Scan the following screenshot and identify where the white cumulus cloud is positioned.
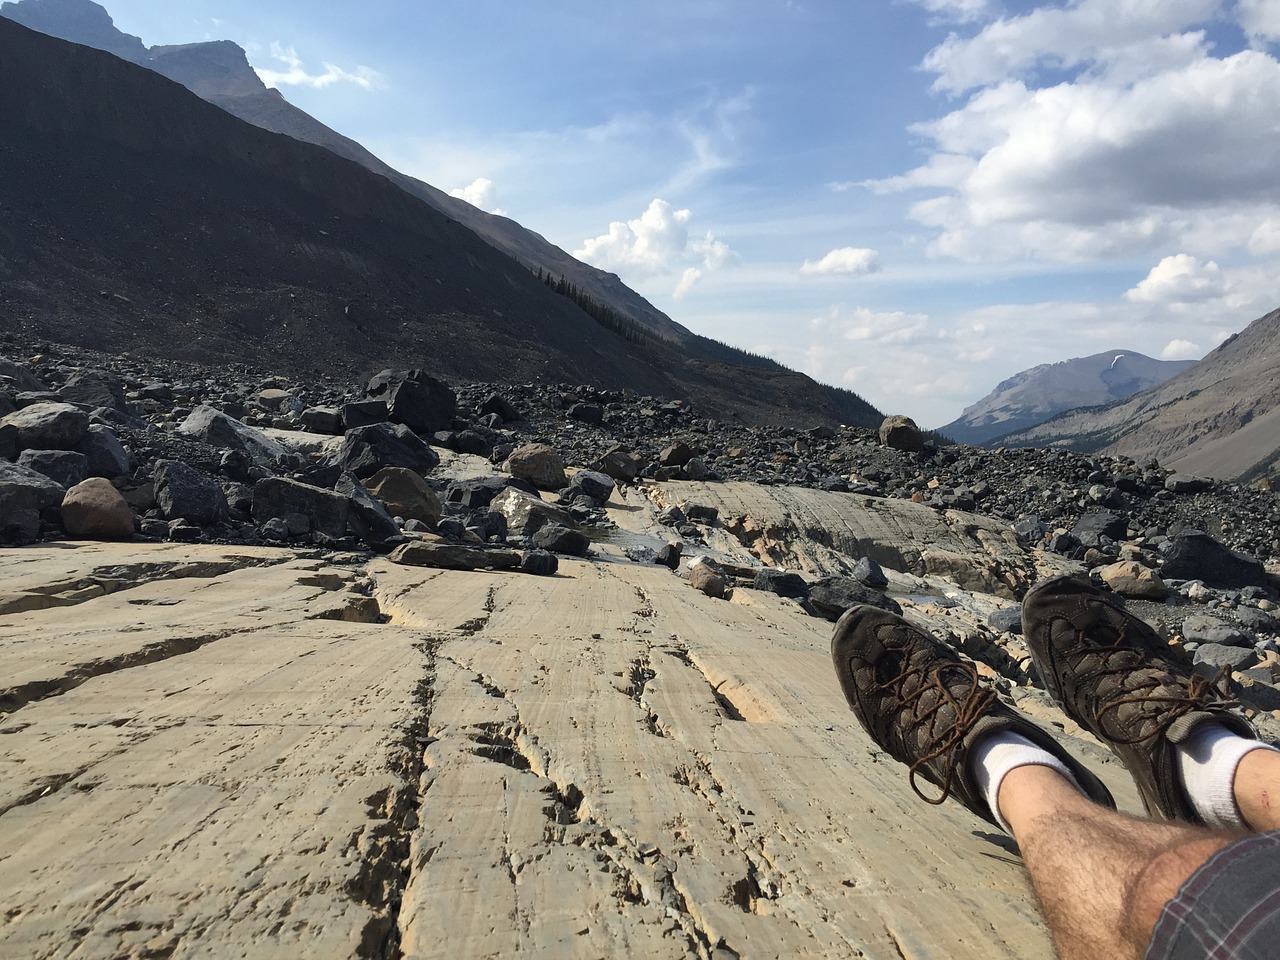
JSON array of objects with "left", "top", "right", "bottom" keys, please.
[
  {"left": 1238, "top": 0, "right": 1280, "bottom": 44},
  {"left": 255, "top": 42, "right": 386, "bottom": 91},
  {"left": 867, "top": 42, "right": 1280, "bottom": 262},
  {"left": 1161, "top": 338, "right": 1202, "bottom": 359},
  {"left": 921, "top": 0, "right": 1220, "bottom": 95},
  {"left": 800, "top": 247, "right": 881, "bottom": 276},
  {"left": 1126, "top": 254, "right": 1226, "bottom": 303},
  {"left": 574, "top": 199, "right": 735, "bottom": 298},
  {"left": 449, "top": 177, "right": 506, "bottom": 215}
]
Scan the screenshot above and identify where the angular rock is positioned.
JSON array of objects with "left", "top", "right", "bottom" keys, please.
[
  {"left": 567, "top": 470, "right": 615, "bottom": 504},
  {"left": 657, "top": 505, "right": 687, "bottom": 527},
  {"left": 660, "top": 441, "right": 695, "bottom": 468},
  {"left": 807, "top": 577, "right": 902, "bottom": 622},
  {"left": 1182, "top": 615, "right": 1254, "bottom": 649},
  {"left": 531, "top": 523, "right": 590, "bottom": 557},
  {"left": 656, "top": 541, "right": 683, "bottom": 570},
  {"left": 61, "top": 477, "right": 134, "bottom": 540},
  {"left": 568, "top": 402, "right": 604, "bottom": 425},
  {"left": 1166, "top": 474, "right": 1213, "bottom": 494},
  {"left": 330, "top": 423, "right": 440, "bottom": 480},
  {"left": 1160, "top": 533, "right": 1268, "bottom": 590},
  {"left": 988, "top": 608, "right": 1023, "bottom": 635},
  {"left": 520, "top": 549, "right": 559, "bottom": 576},
  {"left": 1236, "top": 607, "right": 1278, "bottom": 634},
  {"left": 479, "top": 393, "right": 520, "bottom": 423},
  {"left": 683, "top": 458, "right": 711, "bottom": 482},
  {"left": 336, "top": 473, "right": 402, "bottom": 550},
  {"left": 506, "top": 443, "right": 568, "bottom": 491},
  {"left": 593, "top": 446, "right": 641, "bottom": 483},
  {"left": 879, "top": 415, "right": 923, "bottom": 453},
  {"left": 75, "top": 424, "right": 133, "bottom": 478},
  {"left": 1, "top": 401, "right": 89, "bottom": 451},
  {"left": 388, "top": 539, "right": 521, "bottom": 571},
  {"left": 688, "top": 557, "right": 726, "bottom": 599},
  {"left": 1097, "top": 561, "right": 1168, "bottom": 600},
  {"left": 58, "top": 369, "right": 129, "bottom": 413},
  {"left": 366, "top": 467, "right": 442, "bottom": 526},
  {"left": 853, "top": 556, "right": 889, "bottom": 588},
  {"left": 1072, "top": 511, "right": 1128, "bottom": 548},
  {"left": 753, "top": 569, "right": 810, "bottom": 599},
  {"left": 154, "top": 460, "right": 228, "bottom": 525},
  {"left": 0, "top": 460, "right": 64, "bottom": 543},
  {"left": 17, "top": 449, "right": 88, "bottom": 489},
  {"left": 681, "top": 502, "right": 719, "bottom": 524},
  {"left": 1193, "top": 642, "right": 1259, "bottom": 674},
  {"left": 490, "top": 487, "right": 574, "bottom": 538},
  {"left": 446, "top": 477, "right": 510, "bottom": 510},
  {"left": 341, "top": 399, "right": 388, "bottom": 429},
  {"left": 366, "top": 369, "right": 456, "bottom": 435},
  {"left": 252, "top": 478, "right": 350, "bottom": 540},
  {"left": 467, "top": 510, "right": 508, "bottom": 543},
  {"left": 299, "top": 406, "right": 344, "bottom": 435},
  {"left": 176, "top": 405, "right": 288, "bottom": 465}
]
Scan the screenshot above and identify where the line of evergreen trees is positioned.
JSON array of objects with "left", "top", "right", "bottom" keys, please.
[{"left": 536, "top": 268, "right": 649, "bottom": 345}]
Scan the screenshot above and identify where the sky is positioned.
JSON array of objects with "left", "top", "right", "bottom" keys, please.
[{"left": 94, "top": 0, "right": 1280, "bottom": 428}]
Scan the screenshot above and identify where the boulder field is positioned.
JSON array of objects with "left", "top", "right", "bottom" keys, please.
[{"left": 3, "top": 336, "right": 1280, "bottom": 958}]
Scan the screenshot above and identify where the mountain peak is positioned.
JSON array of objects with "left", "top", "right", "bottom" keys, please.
[
  {"left": 941, "top": 349, "right": 1195, "bottom": 446},
  {"left": 1, "top": 0, "right": 145, "bottom": 61}
]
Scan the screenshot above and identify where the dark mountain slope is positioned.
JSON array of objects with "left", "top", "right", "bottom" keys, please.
[
  {"left": 995, "top": 307, "right": 1280, "bottom": 480},
  {"left": 942, "top": 350, "right": 1194, "bottom": 446},
  {"left": 0, "top": 18, "right": 880, "bottom": 427},
  {"left": 1, "top": 0, "right": 690, "bottom": 345}
]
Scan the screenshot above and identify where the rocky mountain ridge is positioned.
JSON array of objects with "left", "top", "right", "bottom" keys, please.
[
  {"left": 998, "top": 306, "right": 1280, "bottom": 481},
  {"left": 942, "top": 349, "right": 1195, "bottom": 446}
]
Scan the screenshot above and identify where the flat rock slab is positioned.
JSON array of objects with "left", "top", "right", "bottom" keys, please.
[{"left": 0, "top": 541, "right": 1141, "bottom": 959}]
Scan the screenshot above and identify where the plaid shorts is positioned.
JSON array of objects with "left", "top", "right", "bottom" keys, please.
[{"left": 1146, "top": 831, "right": 1280, "bottom": 960}]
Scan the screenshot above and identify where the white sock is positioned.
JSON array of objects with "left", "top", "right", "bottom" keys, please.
[
  {"left": 971, "top": 731, "right": 1084, "bottom": 834},
  {"left": 1175, "top": 723, "right": 1279, "bottom": 829}
]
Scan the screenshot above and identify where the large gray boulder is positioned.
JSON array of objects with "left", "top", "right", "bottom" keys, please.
[
  {"left": 75, "top": 424, "right": 133, "bottom": 478},
  {"left": 366, "top": 369, "right": 456, "bottom": 435},
  {"left": 0, "top": 460, "right": 64, "bottom": 543},
  {"left": 1, "top": 402, "right": 89, "bottom": 452},
  {"left": 17, "top": 449, "right": 88, "bottom": 489},
  {"left": 336, "top": 473, "right": 403, "bottom": 550},
  {"left": 388, "top": 539, "right": 520, "bottom": 571},
  {"left": 154, "top": 460, "right": 228, "bottom": 525},
  {"left": 807, "top": 577, "right": 902, "bottom": 622},
  {"left": 330, "top": 423, "right": 439, "bottom": 480},
  {"left": 1160, "top": 533, "right": 1268, "bottom": 590},
  {"left": 177, "top": 405, "right": 287, "bottom": 464},
  {"left": 252, "top": 478, "right": 349, "bottom": 540},
  {"left": 58, "top": 370, "right": 130, "bottom": 413}
]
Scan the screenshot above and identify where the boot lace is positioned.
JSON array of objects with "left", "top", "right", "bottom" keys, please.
[
  {"left": 874, "top": 660, "right": 998, "bottom": 805},
  {"left": 1071, "top": 626, "right": 1238, "bottom": 745}
]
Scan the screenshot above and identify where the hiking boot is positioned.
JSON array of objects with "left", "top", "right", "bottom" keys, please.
[
  {"left": 832, "top": 605, "right": 1115, "bottom": 827},
  {"left": 1022, "top": 575, "right": 1258, "bottom": 823}
]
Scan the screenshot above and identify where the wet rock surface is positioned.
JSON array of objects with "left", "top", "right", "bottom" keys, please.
[{"left": 4, "top": 334, "right": 1280, "bottom": 959}]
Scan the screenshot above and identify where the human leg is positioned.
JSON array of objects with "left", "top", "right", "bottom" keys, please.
[{"left": 995, "top": 765, "right": 1241, "bottom": 960}]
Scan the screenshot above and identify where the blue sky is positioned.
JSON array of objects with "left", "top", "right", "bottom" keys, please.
[{"left": 95, "top": 1, "right": 1280, "bottom": 427}]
